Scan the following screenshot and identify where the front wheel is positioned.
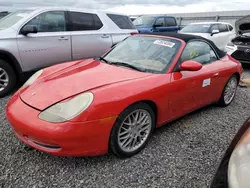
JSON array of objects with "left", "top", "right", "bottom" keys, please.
[
  {"left": 110, "top": 103, "right": 155, "bottom": 158},
  {"left": 218, "top": 75, "right": 238, "bottom": 107},
  {"left": 0, "top": 59, "right": 16, "bottom": 97}
]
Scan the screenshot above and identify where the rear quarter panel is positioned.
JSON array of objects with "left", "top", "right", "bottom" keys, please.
[
  {"left": 215, "top": 55, "right": 242, "bottom": 99},
  {"left": 100, "top": 12, "right": 137, "bottom": 45},
  {"left": 110, "top": 33, "right": 130, "bottom": 45}
]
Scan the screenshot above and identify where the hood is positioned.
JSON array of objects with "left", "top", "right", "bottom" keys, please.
[
  {"left": 179, "top": 32, "right": 210, "bottom": 39},
  {"left": 20, "top": 59, "right": 152, "bottom": 110},
  {"left": 0, "top": 27, "right": 16, "bottom": 39},
  {"left": 135, "top": 25, "right": 153, "bottom": 33},
  {"left": 235, "top": 15, "right": 250, "bottom": 34}
]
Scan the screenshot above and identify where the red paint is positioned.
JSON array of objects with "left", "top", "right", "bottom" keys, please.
[
  {"left": 7, "top": 92, "right": 116, "bottom": 156},
  {"left": 6, "top": 35, "right": 242, "bottom": 157},
  {"left": 20, "top": 59, "right": 152, "bottom": 110}
]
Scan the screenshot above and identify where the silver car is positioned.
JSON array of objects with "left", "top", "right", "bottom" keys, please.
[{"left": 0, "top": 7, "right": 137, "bottom": 96}]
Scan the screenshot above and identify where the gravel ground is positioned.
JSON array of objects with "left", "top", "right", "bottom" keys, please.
[{"left": 1, "top": 67, "right": 250, "bottom": 188}]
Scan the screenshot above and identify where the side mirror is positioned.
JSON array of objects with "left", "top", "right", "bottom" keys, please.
[
  {"left": 180, "top": 60, "right": 203, "bottom": 71},
  {"left": 211, "top": 29, "right": 219, "bottom": 36},
  {"left": 20, "top": 25, "right": 38, "bottom": 36}
]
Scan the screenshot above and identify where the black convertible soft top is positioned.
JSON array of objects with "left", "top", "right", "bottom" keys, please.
[{"left": 149, "top": 32, "right": 226, "bottom": 58}]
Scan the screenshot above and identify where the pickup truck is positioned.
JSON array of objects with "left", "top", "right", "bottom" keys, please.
[{"left": 133, "top": 16, "right": 180, "bottom": 33}]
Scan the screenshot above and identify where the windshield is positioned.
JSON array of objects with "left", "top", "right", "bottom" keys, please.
[
  {"left": 133, "top": 16, "right": 156, "bottom": 26},
  {"left": 103, "top": 36, "right": 181, "bottom": 73},
  {"left": 181, "top": 24, "right": 211, "bottom": 33},
  {"left": 0, "top": 10, "right": 32, "bottom": 30}
]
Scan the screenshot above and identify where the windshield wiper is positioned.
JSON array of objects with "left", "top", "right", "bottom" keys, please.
[
  {"left": 109, "top": 62, "right": 145, "bottom": 72},
  {"left": 99, "top": 56, "right": 110, "bottom": 64}
]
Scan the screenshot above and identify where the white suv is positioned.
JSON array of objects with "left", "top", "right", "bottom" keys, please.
[
  {"left": 179, "top": 22, "right": 236, "bottom": 51},
  {"left": 0, "top": 7, "right": 137, "bottom": 96}
]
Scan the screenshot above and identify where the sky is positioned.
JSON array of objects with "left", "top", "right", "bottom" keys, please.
[{"left": 0, "top": 0, "right": 250, "bottom": 15}]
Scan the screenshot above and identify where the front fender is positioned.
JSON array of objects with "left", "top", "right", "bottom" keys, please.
[{"left": 72, "top": 74, "right": 171, "bottom": 124}]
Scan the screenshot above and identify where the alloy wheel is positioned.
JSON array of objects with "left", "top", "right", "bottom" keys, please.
[
  {"left": 0, "top": 68, "right": 9, "bottom": 92},
  {"left": 118, "top": 109, "right": 152, "bottom": 153},
  {"left": 224, "top": 76, "right": 237, "bottom": 105}
]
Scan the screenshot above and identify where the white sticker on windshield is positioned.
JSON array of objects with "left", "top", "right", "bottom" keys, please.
[{"left": 153, "top": 40, "right": 175, "bottom": 48}]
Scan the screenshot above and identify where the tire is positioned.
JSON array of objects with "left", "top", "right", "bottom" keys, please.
[
  {"left": 218, "top": 75, "right": 238, "bottom": 107},
  {"left": 110, "top": 102, "right": 156, "bottom": 158},
  {"left": 0, "top": 59, "right": 16, "bottom": 97}
]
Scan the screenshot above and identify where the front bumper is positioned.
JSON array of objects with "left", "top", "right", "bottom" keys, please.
[
  {"left": 226, "top": 45, "right": 250, "bottom": 63},
  {"left": 225, "top": 45, "right": 238, "bottom": 55},
  {"left": 6, "top": 93, "right": 117, "bottom": 157}
]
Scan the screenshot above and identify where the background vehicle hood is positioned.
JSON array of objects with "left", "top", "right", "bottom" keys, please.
[
  {"left": 179, "top": 32, "right": 210, "bottom": 39},
  {"left": 20, "top": 59, "right": 152, "bottom": 110},
  {"left": 235, "top": 15, "right": 250, "bottom": 34},
  {"left": 136, "top": 26, "right": 153, "bottom": 33},
  {"left": 0, "top": 27, "right": 16, "bottom": 39}
]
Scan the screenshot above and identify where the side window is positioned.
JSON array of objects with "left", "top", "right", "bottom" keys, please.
[
  {"left": 210, "top": 24, "right": 219, "bottom": 32},
  {"left": 107, "top": 14, "right": 136, "bottom": 29},
  {"left": 165, "top": 18, "right": 176, "bottom": 26},
  {"left": 69, "top": 12, "right": 103, "bottom": 31},
  {"left": 25, "top": 11, "right": 66, "bottom": 32},
  {"left": 180, "top": 41, "right": 218, "bottom": 65},
  {"left": 218, "top": 24, "right": 229, "bottom": 32},
  {"left": 155, "top": 18, "right": 165, "bottom": 27},
  {"left": 93, "top": 14, "right": 103, "bottom": 29},
  {"left": 228, "top": 25, "right": 234, "bottom": 31}
]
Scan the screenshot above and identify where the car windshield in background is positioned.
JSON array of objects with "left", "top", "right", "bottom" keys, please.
[
  {"left": 133, "top": 16, "right": 156, "bottom": 26},
  {"left": 103, "top": 36, "right": 181, "bottom": 73},
  {"left": 0, "top": 10, "right": 32, "bottom": 30},
  {"left": 181, "top": 24, "right": 211, "bottom": 33}
]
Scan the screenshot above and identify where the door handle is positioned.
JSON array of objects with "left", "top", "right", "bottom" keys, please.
[
  {"left": 58, "top": 37, "right": 69, "bottom": 41},
  {"left": 101, "top": 34, "right": 110, "bottom": 38},
  {"left": 213, "top": 73, "right": 219, "bottom": 77}
]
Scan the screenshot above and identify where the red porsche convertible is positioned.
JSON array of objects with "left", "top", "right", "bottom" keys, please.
[{"left": 6, "top": 33, "right": 243, "bottom": 158}]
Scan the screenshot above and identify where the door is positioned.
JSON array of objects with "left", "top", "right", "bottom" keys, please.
[
  {"left": 152, "top": 17, "right": 166, "bottom": 32},
  {"left": 210, "top": 24, "right": 230, "bottom": 50},
  {"left": 165, "top": 17, "right": 179, "bottom": 32},
  {"left": 153, "top": 17, "right": 178, "bottom": 32},
  {"left": 169, "top": 40, "right": 222, "bottom": 118},
  {"left": 69, "top": 11, "right": 112, "bottom": 60},
  {"left": 17, "top": 11, "right": 72, "bottom": 72},
  {"left": 210, "top": 24, "right": 223, "bottom": 49},
  {"left": 218, "top": 24, "right": 232, "bottom": 50},
  {"left": 227, "top": 24, "right": 236, "bottom": 44}
]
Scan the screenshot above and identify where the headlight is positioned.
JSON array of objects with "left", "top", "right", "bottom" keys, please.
[
  {"left": 228, "top": 128, "right": 250, "bottom": 188},
  {"left": 38, "top": 92, "right": 94, "bottom": 123},
  {"left": 20, "top": 69, "right": 43, "bottom": 89}
]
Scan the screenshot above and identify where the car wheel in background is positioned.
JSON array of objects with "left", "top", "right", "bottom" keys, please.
[
  {"left": 110, "top": 102, "right": 156, "bottom": 158},
  {"left": 0, "top": 59, "right": 16, "bottom": 97},
  {"left": 218, "top": 75, "right": 238, "bottom": 107}
]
